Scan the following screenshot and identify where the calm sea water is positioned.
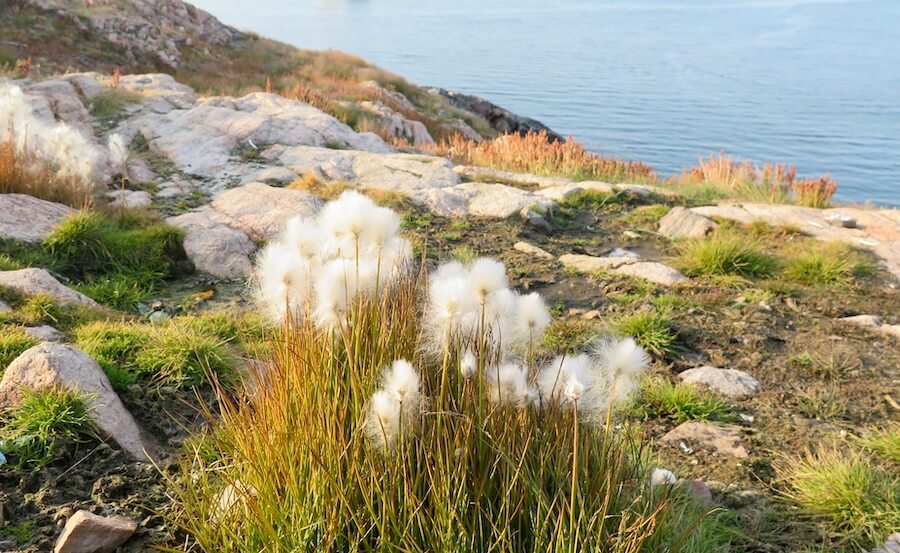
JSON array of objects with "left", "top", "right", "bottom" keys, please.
[{"left": 191, "top": 0, "right": 900, "bottom": 205}]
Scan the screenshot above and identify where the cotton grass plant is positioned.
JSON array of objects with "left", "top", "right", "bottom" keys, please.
[{"left": 166, "top": 191, "right": 723, "bottom": 552}]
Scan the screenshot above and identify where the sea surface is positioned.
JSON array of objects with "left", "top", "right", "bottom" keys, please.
[{"left": 191, "top": 0, "right": 900, "bottom": 205}]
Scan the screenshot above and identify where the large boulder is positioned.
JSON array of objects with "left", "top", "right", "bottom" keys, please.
[
  {"left": 0, "top": 269, "right": 99, "bottom": 307},
  {"left": 208, "top": 182, "right": 322, "bottom": 241},
  {"left": 0, "top": 195, "right": 74, "bottom": 243},
  {"left": 0, "top": 343, "right": 149, "bottom": 459},
  {"left": 359, "top": 100, "right": 435, "bottom": 146},
  {"left": 54, "top": 510, "right": 138, "bottom": 553},
  {"left": 166, "top": 211, "right": 256, "bottom": 279},
  {"left": 416, "top": 182, "right": 554, "bottom": 218},
  {"left": 658, "top": 206, "right": 717, "bottom": 239}
]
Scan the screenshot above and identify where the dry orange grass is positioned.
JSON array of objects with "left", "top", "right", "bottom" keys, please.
[
  {"left": 673, "top": 152, "right": 837, "bottom": 207},
  {"left": 424, "top": 131, "right": 656, "bottom": 183},
  {"left": 0, "top": 138, "right": 97, "bottom": 208}
]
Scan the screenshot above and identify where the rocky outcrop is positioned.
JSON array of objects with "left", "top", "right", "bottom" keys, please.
[
  {"left": 0, "top": 269, "right": 99, "bottom": 307},
  {"left": 692, "top": 203, "right": 900, "bottom": 281},
  {"left": 166, "top": 211, "right": 256, "bottom": 279},
  {"left": 0, "top": 343, "right": 149, "bottom": 459},
  {"left": 558, "top": 250, "right": 688, "bottom": 286},
  {"left": 0, "top": 194, "right": 73, "bottom": 243},
  {"left": 838, "top": 314, "right": 900, "bottom": 339},
  {"left": 208, "top": 183, "right": 321, "bottom": 241},
  {"left": 27, "top": 0, "right": 241, "bottom": 69},
  {"left": 53, "top": 510, "right": 138, "bottom": 553},
  {"left": 358, "top": 100, "right": 435, "bottom": 146},
  {"left": 430, "top": 88, "right": 564, "bottom": 142}
]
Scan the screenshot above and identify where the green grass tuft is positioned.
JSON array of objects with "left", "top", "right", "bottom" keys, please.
[
  {"left": 89, "top": 88, "right": 141, "bottom": 119},
  {"left": 0, "top": 327, "right": 38, "bottom": 371},
  {"left": 782, "top": 242, "right": 874, "bottom": 287},
  {"left": 856, "top": 423, "right": 900, "bottom": 464},
  {"left": 0, "top": 387, "right": 98, "bottom": 469},
  {"left": 73, "top": 321, "right": 151, "bottom": 391},
  {"left": 627, "top": 379, "right": 736, "bottom": 423},
  {"left": 676, "top": 233, "right": 776, "bottom": 278},
  {"left": 134, "top": 327, "right": 239, "bottom": 388},
  {"left": 779, "top": 448, "right": 900, "bottom": 549},
  {"left": 611, "top": 312, "right": 677, "bottom": 355}
]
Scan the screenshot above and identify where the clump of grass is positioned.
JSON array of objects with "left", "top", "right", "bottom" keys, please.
[
  {"left": 856, "top": 424, "right": 900, "bottom": 464},
  {"left": 73, "top": 321, "right": 152, "bottom": 391},
  {"left": 0, "top": 387, "right": 98, "bottom": 469},
  {"left": 611, "top": 312, "right": 677, "bottom": 355},
  {"left": 627, "top": 379, "right": 736, "bottom": 423},
  {"left": 0, "top": 327, "right": 38, "bottom": 371},
  {"left": 13, "top": 293, "right": 102, "bottom": 329},
  {"left": 671, "top": 152, "right": 837, "bottom": 207},
  {"left": 41, "top": 211, "right": 187, "bottom": 308},
  {"left": 425, "top": 131, "right": 656, "bottom": 183},
  {"left": 89, "top": 88, "right": 141, "bottom": 119},
  {"left": 620, "top": 204, "right": 671, "bottom": 226},
  {"left": 0, "top": 138, "right": 99, "bottom": 208},
  {"left": 778, "top": 448, "right": 900, "bottom": 549},
  {"left": 73, "top": 319, "right": 239, "bottom": 390},
  {"left": 676, "top": 233, "right": 776, "bottom": 278},
  {"left": 782, "top": 242, "right": 874, "bottom": 287},
  {"left": 134, "top": 327, "right": 239, "bottom": 388},
  {"left": 543, "top": 318, "right": 598, "bottom": 353}
]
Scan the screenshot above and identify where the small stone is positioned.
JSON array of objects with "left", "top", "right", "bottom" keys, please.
[
  {"left": 678, "top": 366, "right": 760, "bottom": 398},
  {"left": 824, "top": 213, "right": 857, "bottom": 228},
  {"left": 607, "top": 247, "right": 639, "bottom": 259},
  {"left": 658, "top": 206, "right": 717, "bottom": 239},
  {"left": 660, "top": 422, "right": 749, "bottom": 458},
  {"left": 0, "top": 299, "right": 10, "bottom": 313},
  {"left": 582, "top": 310, "right": 601, "bottom": 320},
  {"left": 622, "top": 230, "right": 641, "bottom": 239},
  {"left": 107, "top": 190, "right": 152, "bottom": 209},
  {"left": 739, "top": 413, "right": 755, "bottom": 423},
  {"left": 148, "top": 311, "right": 171, "bottom": 324},
  {"left": 559, "top": 253, "right": 634, "bottom": 272},
  {"left": 567, "top": 308, "right": 587, "bottom": 317},
  {"left": 23, "top": 325, "right": 66, "bottom": 342},
  {"left": 520, "top": 208, "right": 552, "bottom": 230},
  {"left": 513, "top": 241, "right": 554, "bottom": 260},
  {"left": 723, "top": 489, "right": 764, "bottom": 509},
  {"left": 615, "top": 261, "right": 689, "bottom": 286},
  {"left": 870, "top": 533, "right": 900, "bottom": 553},
  {"left": 687, "top": 480, "right": 713, "bottom": 506},
  {"left": 54, "top": 510, "right": 137, "bottom": 553}
]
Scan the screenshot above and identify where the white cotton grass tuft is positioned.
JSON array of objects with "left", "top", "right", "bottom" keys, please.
[
  {"left": 365, "top": 359, "right": 424, "bottom": 451},
  {"left": 424, "top": 257, "right": 552, "bottom": 360},
  {"left": 255, "top": 242, "right": 310, "bottom": 324},
  {"left": 0, "top": 84, "right": 101, "bottom": 185},
  {"left": 107, "top": 133, "right": 128, "bottom": 170},
  {"left": 487, "top": 362, "right": 534, "bottom": 407},
  {"left": 593, "top": 336, "right": 650, "bottom": 379},
  {"left": 253, "top": 190, "right": 411, "bottom": 326},
  {"left": 459, "top": 349, "right": 477, "bottom": 379},
  {"left": 650, "top": 468, "right": 679, "bottom": 486},
  {"left": 537, "top": 355, "right": 599, "bottom": 410}
]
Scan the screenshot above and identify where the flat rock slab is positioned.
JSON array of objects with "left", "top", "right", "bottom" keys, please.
[
  {"left": 678, "top": 366, "right": 760, "bottom": 398},
  {"left": 559, "top": 253, "right": 634, "bottom": 272},
  {"left": 0, "top": 194, "right": 74, "bottom": 243},
  {"left": 0, "top": 269, "right": 99, "bottom": 307},
  {"left": 166, "top": 210, "right": 255, "bottom": 279},
  {"left": 54, "top": 510, "right": 137, "bottom": 553},
  {"left": 658, "top": 206, "right": 717, "bottom": 239},
  {"left": 417, "top": 182, "right": 554, "bottom": 219},
  {"left": 660, "top": 422, "right": 749, "bottom": 458},
  {"left": 514, "top": 241, "right": 554, "bottom": 260},
  {"left": 615, "top": 261, "right": 688, "bottom": 286},
  {"left": 838, "top": 314, "right": 900, "bottom": 339},
  {"left": 209, "top": 182, "right": 322, "bottom": 241},
  {"left": 23, "top": 325, "right": 66, "bottom": 342},
  {"left": 691, "top": 203, "right": 900, "bottom": 281},
  {"left": 559, "top": 253, "right": 688, "bottom": 286},
  {"left": 0, "top": 343, "right": 148, "bottom": 459}
]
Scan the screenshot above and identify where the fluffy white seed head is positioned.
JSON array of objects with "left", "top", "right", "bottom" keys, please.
[
  {"left": 650, "top": 468, "right": 679, "bottom": 486},
  {"left": 459, "top": 349, "right": 477, "bottom": 379},
  {"left": 383, "top": 359, "right": 421, "bottom": 406},
  {"left": 513, "top": 292, "right": 551, "bottom": 351},
  {"left": 107, "top": 133, "right": 128, "bottom": 169},
  {"left": 366, "top": 390, "right": 401, "bottom": 451},
  {"left": 487, "top": 362, "right": 533, "bottom": 407},
  {"left": 593, "top": 336, "right": 650, "bottom": 378},
  {"left": 319, "top": 190, "right": 377, "bottom": 239},
  {"left": 255, "top": 242, "right": 310, "bottom": 323},
  {"left": 363, "top": 205, "right": 402, "bottom": 247},
  {"left": 284, "top": 216, "right": 323, "bottom": 260},
  {"left": 467, "top": 258, "right": 508, "bottom": 304}
]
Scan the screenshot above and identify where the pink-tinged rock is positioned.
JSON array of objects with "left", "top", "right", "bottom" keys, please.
[
  {"left": 0, "top": 269, "right": 99, "bottom": 307},
  {"left": 0, "top": 343, "right": 149, "bottom": 459},
  {"left": 660, "top": 422, "right": 749, "bottom": 459},
  {"left": 209, "top": 182, "right": 322, "bottom": 241},
  {"left": 687, "top": 480, "right": 714, "bottom": 506},
  {"left": 0, "top": 194, "right": 74, "bottom": 243},
  {"left": 54, "top": 510, "right": 137, "bottom": 553}
]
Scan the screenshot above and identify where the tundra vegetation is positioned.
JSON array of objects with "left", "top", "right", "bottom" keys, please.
[{"left": 0, "top": 9, "right": 897, "bottom": 551}]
